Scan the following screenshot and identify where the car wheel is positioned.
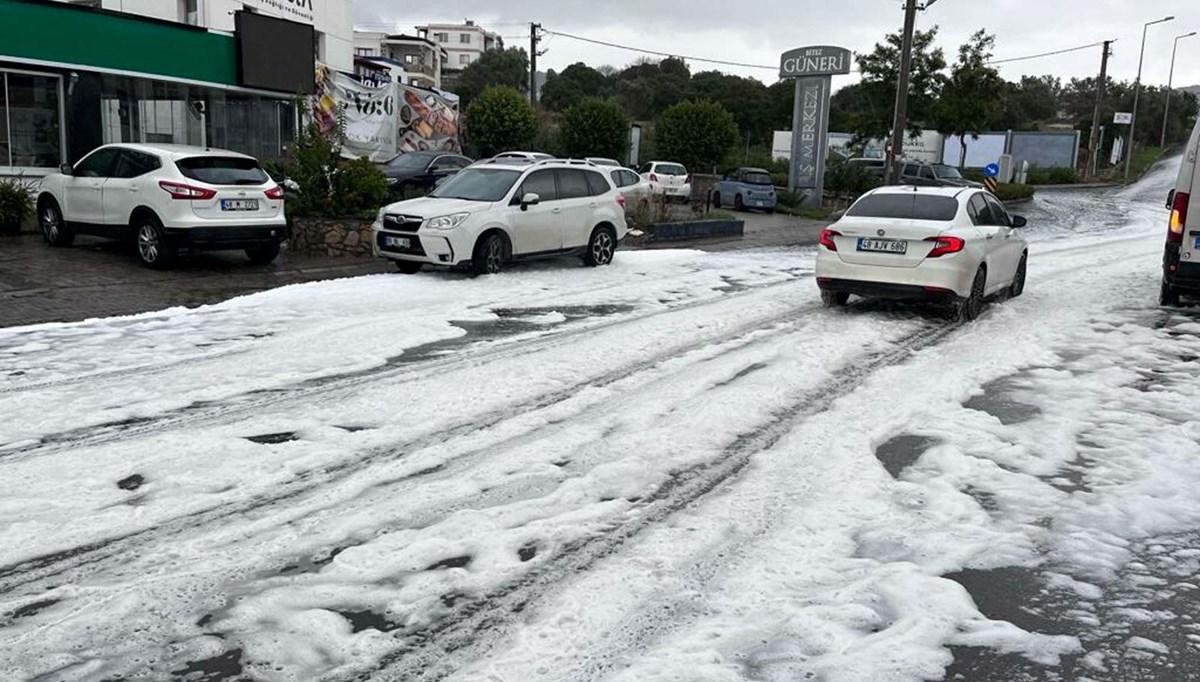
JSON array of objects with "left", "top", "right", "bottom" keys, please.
[
  {"left": 821, "top": 290, "right": 850, "bottom": 307},
  {"left": 712, "top": 191, "right": 721, "bottom": 208},
  {"left": 135, "top": 216, "right": 175, "bottom": 269},
  {"left": 734, "top": 195, "right": 745, "bottom": 211},
  {"left": 245, "top": 242, "right": 281, "bottom": 265},
  {"left": 583, "top": 226, "right": 616, "bottom": 267},
  {"left": 1008, "top": 254, "right": 1027, "bottom": 298},
  {"left": 957, "top": 267, "right": 987, "bottom": 321},
  {"left": 395, "top": 260, "right": 423, "bottom": 274},
  {"left": 471, "top": 233, "right": 505, "bottom": 276},
  {"left": 40, "top": 200, "right": 73, "bottom": 247},
  {"left": 1160, "top": 279, "right": 1181, "bottom": 307}
]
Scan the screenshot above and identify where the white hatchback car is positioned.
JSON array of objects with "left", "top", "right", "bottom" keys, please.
[
  {"left": 37, "top": 143, "right": 285, "bottom": 268},
  {"left": 639, "top": 161, "right": 692, "bottom": 201},
  {"left": 816, "top": 186, "right": 1029, "bottom": 320},
  {"left": 590, "top": 161, "right": 653, "bottom": 208},
  {"left": 373, "top": 159, "right": 629, "bottom": 275}
]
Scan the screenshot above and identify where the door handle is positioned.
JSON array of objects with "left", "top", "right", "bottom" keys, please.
[
  {"left": 588, "top": 202, "right": 598, "bottom": 207},
  {"left": 129, "top": 187, "right": 139, "bottom": 193},
  {"left": 986, "top": 234, "right": 994, "bottom": 240},
  {"left": 551, "top": 208, "right": 562, "bottom": 214}
]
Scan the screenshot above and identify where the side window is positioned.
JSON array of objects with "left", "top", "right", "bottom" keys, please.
[
  {"left": 609, "top": 170, "right": 626, "bottom": 188},
  {"left": 75, "top": 148, "right": 119, "bottom": 178},
  {"left": 622, "top": 170, "right": 640, "bottom": 186},
  {"left": 556, "top": 169, "right": 590, "bottom": 199},
  {"left": 921, "top": 166, "right": 936, "bottom": 179},
  {"left": 518, "top": 169, "right": 557, "bottom": 202},
  {"left": 968, "top": 194, "right": 995, "bottom": 226},
  {"left": 584, "top": 170, "right": 609, "bottom": 195},
  {"left": 984, "top": 195, "right": 1012, "bottom": 226},
  {"left": 450, "top": 156, "right": 471, "bottom": 169},
  {"left": 639, "top": 163, "right": 652, "bottom": 174},
  {"left": 113, "top": 151, "right": 158, "bottom": 179}
]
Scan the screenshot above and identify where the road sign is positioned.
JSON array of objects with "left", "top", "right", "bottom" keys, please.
[
  {"left": 983, "top": 163, "right": 1000, "bottom": 178},
  {"left": 1114, "top": 112, "right": 1133, "bottom": 125},
  {"left": 984, "top": 177, "right": 998, "bottom": 194}
]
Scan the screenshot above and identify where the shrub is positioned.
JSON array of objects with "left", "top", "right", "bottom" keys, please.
[
  {"left": 655, "top": 100, "right": 738, "bottom": 173},
  {"left": 466, "top": 86, "right": 538, "bottom": 154},
  {"left": 1025, "top": 166, "right": 1078, "bottom": 185},
  {"left": 560, "top": 98, "right": 629, "bottom": 160},
  {"left": 825, "top": 158, "right": 881, "bottom": 205},
  {"left": 0, "top": 176, "right": 36, "bottom": 234},
  {"left": 332, "top": 157, "right": 389, "bottom": 218},
  {"left": 271, "top": 109, "right": 389, "bottom": 219},
  {"left": 993, "top": 183, "right": 1036, "bottom": 201}
]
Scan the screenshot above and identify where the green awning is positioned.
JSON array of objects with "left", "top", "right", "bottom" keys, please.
[{"left": 0, "top": 0, "right": 238, "bottom": 86}]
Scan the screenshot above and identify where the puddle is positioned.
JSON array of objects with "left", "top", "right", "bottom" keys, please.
[
  {"left": 518, "top": 545, "right": 537, "bottom": 562},
  {"left": 170, "top": 648, "right": 243, "bottom": 681},
  {"left": 874, "top": 435, "right": 939, "bottom": 478},
  {"left": 964, "top": 377, "right": 1041, "bottom": 425},
  {"left": 8, "top": 598, "right": 59, "bottom": 620},
  {"left": 426, "top": 555, "right": 471, "bottom": 571},
  {"left": 338, "top": 610, "right": 398, "bottom": 634},
  {"left": 336, "top": 425, "right": 375, "bottom": 433},
  {"left": 245, "top": 432, "right": 298, "bottom": 445},
  {"left": 117, "top": 474, "right": 145, "bottom": 491}
]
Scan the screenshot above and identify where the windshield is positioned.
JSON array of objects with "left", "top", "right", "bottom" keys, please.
[
  {"left": 428, "top": 168, "right": 521, "bottom": 202},
  {"left": 176, "top": 157, "right": 268, "bottom": 185},
  {"left": 655, "top": 164, "right": 687, "bottom": 176},
  {"left": 846, "top": 193, "right": 959, "bottom": 221},
  {"left": 744, "top": 172, "right": 773, "bottom": 185},
  {"left": 386, "top": 154, "right": 431, "bottom": 169},
  {"left": 933, "top": 165, "right": 964, "bottom": 180}
]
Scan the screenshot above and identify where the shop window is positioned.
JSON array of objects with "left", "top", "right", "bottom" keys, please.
[{"left": 1, "top": 71, "right": 62, "bottom": 168}]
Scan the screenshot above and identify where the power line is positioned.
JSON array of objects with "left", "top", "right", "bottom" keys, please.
[
  {"left": 540, "top": 28, "right": 779, "bottom": 70},
  {"left": 986, "top": 40, "right": 1110, "bottom": 66}
]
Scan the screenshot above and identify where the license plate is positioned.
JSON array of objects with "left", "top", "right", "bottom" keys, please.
[
  {"left": 1195, "top": 236, "right": 1200, "bottom": 249},
  {"left": 384, "top": 235, "right": 411, "bottom": 249},
  {"left": 754, "top": 200, "right": 764, "bottom": 206},
  {"left": 857, "top": 238, "right": 907, "bottom": 254},
  {"left": 221, "top": 199, "right": 259, "bottom": 211}
]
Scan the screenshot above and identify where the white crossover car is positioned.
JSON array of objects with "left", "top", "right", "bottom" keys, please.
[
  {"left": 373, "top": 159, "right": 629, "bottom": 275},
  {"left": 639, "top": 161, "right": 692, "bottom": 201},
  {"left": 595, "top": 163, "right": 653, "bottom": 208},
  {"left": 816, "top": 186, "right": 1029, "bottom": 320},
  {"left": 37, "top": 143, "right": 285, "bottom": 269}
]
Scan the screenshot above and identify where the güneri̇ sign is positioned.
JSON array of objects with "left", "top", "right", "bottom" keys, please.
[{"left": 779, "top": 46, "right": 853, "bottom": 207}]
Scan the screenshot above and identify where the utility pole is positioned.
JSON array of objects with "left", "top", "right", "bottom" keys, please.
[
  {"left": 1087, "top": 40, "right": 1112, "bottom": 178},
  {"left": 529, "top": 22, "right": 542, "bottom": 106},
  {"left": 886, "top": 0, "right": 920, "bottom": 185}
]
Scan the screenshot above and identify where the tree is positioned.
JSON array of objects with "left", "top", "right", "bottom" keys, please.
[
  {"left": 466, "top": 86, "right": 538, "bottom": 154},
  {"left": 851, "top": 27, "right": 947, "bottom": 142},
  {"left": 560, "top": 98, "right": 630, "bottom": 160},
  {"left": 615, "top": 57, "right": 691, "bottom": 120},
  {"left": 688, "top": 71, "right": 772, "bottom": 144},
  {"left": 992, "top": 75, "right": 1061, "bottom": 130},
  {"left": 655, "top": 100, "right": 738, "bottom": 172},
  {"left": 934, "top": 30, "right": 1007, "bottom": 168},
  {"left": 454, "top": 48, "right": 530, "bottom": 105},
  {"left": 541, "top": 63, "right": 612, "bottom": 112}
]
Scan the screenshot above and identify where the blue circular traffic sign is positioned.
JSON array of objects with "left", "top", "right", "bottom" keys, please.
[{"left": 983, "top": 163, "right": 1000, "bottom": 178}]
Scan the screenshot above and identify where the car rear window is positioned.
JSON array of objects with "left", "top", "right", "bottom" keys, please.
[
  {"left": 655, "top": 164, "right": 687, "bottom": 176},
  {"left": 744, "top": 172, "right": 773, "bottom": 185},
  {"left": 176, "top": 157, "right": 269, "bottom": 185},
  {"left": 845, "top": 193, "right": 959, "bottom": 221}
]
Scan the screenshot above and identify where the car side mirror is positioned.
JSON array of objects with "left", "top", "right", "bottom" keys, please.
[
  {"left": 1167, "top": 189, "right": 1176, "bottom": 209},
  {"left": 520, "top": 192, "right": 540, "bottom": 210},
  {"left": 59, "top": 163, "right": 73, "bottom": 176},
  {"left": 1011, "top": 215, "right": 1027, "bottom": 228}
]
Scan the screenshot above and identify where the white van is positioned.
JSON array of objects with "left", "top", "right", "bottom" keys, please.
[{"left": 1162, "top": 119, "right": 1200, "bottom": 305}]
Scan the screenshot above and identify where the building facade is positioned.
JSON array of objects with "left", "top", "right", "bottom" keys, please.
[
  {"left": 0, "top": 0, "right": 353, "bottom": 176},
  {"left": 353, "top": 31, "right": 447, "bottom": 90},
  {"left": 416, "top": 20, "right": 503, "bottom": 76}
]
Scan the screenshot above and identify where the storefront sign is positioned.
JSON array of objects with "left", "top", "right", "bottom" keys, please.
[
  {"left": 243, "top": 0, "right": 315, "bottom": 24},
  {"left": 793, "top": 78, "right": 826, "bottom": 189},
  {"left": 779, "top": 46, "right": 853, "bottom": 79},
  {"left": 782, "top": 45, "right": 850, "bottom": 206}
]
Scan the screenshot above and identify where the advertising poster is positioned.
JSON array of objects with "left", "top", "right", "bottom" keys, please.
[{"left": 397, "top": 85, "right": 461, "bottom": 154}]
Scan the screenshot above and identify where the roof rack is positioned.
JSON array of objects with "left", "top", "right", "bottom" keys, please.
[{"left": 532, "top": 158, "right": 597, "bottom": 167}]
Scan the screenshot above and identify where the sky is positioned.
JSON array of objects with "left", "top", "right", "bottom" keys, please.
[{"left": 355, "top": 0, "right": 1200, "bottom": 90}]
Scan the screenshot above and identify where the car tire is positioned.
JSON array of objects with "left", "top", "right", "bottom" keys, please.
[
  {"left": 821, "top": 290, "right": 850, "bottom": 307},
  {"left": 135, "top": 215, "right": 175, "bottom": 269},
  {"left": 471, "top": 233, "right": 506, "bottom": 277},
  {"left": 1008, "top": 254, "right": 1027, "bottom": 298},
  {"left": 583, "top": 226, "right": 616, "bottom": 267},
  {"left": 712, "top": 191, "right": 721, "bottom": 208},
  {"left": 395, "top": 260, "right": 423, "bottom": 274},
  {"left": 957, "top": 267, "right": 987, "bottom": 321},
  {"left": 1160, "top": 279, "right": 1181, "bottom": 307},
  {"left": 39, "top": 199, "right": 73, "bottom": 247},
  {"left": 734, "top": 195, "right": 745, "bottom": 211},
  {"left": 245, "top": 242, "right": 281, "bottom": 265}
]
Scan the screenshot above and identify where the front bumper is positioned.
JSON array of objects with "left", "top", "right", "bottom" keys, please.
[
  {"left": 163, "top": 224, "right": 285, "bottom": 250},
  {"left": 373, "top": 227, "right": 464, "bottom": 266}
]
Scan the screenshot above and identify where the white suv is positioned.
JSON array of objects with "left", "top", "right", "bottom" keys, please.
[
  {"left": 372, "top": 159, "right": 629, "bottom": 275},
  {"left": 37, "top": 143, "right": 286, "bottom": 269}
]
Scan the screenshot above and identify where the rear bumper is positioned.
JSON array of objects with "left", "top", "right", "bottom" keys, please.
[
  {"left": 1164, "top": 245, "right": 1200, "bottom": 292},
  {"left": 815, "top": 251, "right": 974, "bottom": 298},
  {"left": 163, "top": 224, "right": 285, "bottom": 250},
  {"left": 817, "top": 277, "right": 960, "bottom": 302}
]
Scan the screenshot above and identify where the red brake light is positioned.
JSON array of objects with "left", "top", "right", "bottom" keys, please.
[
  {"left": 616, "top": 193, "right": 626, "bottom": 210},
  {"left": 819, "top": 228, "right": 840, "bottom": 251},
  {"left": 264, "top": 184, "right": 284, "bottom": 200},
  {"left": 925, "top": 235, "right": 965, "bottom": 258},
  {"left": 650, "top": 173, "right": 659, "bottom": 183},
  {"left": 1168, "top": 191, "right": 1189, "bottom": 244},
  {"left": 159, "top": 180, "right": 216, "bottom": 200},
  {"left": 685, "top": 173, "right": 693, "bottom": 184}
]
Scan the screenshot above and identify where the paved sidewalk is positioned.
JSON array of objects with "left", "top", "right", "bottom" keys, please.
[{"left": 0, "top": 213, "right": 826, "bottom": 329}]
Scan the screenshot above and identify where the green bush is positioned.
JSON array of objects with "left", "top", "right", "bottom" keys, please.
[
  {"left": 1025, "top": 166, "right": 1079, "bottom": 185},
  {"left": 466, "top": 86, "right": 538, "bottom": 154},
  {"left": 332, "top": 157, "right": 389, "bottom": 218},
  {"left": 993, "top": 183, "right": 1036, "bottom": 201},
  {"left": 655, "top": 100, "right": 738, "bottom": 173},
  {"left": 825, "top": 158, "right": 881, "bottom": 204},
  {"left": 560, "top": 98, "right": 629, "bottom": 160},
  {"left": 0, "top": 176, "right": 36, "bottom": 234},
  {"left": 271, "top": 110, "right": 389, "bottom": 219}
]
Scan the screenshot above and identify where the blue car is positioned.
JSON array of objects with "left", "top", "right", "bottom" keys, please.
[{"left": 713, "top": 167, "right": 777, "bottom": 212}]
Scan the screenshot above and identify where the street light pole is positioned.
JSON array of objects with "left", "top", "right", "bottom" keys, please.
[
  {"left": 1125, "top": 15, "right": 1175, "bottom": 182},
  {"left": 1161, "top": 31, "right": 1197, "bottom": 149}
]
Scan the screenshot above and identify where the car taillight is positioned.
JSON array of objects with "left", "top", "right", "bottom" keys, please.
[
  {"left": 685, "top": 173, "right": 692, "bottom": 184},
  {"left": 819, "top": 228, "right": 840, "bottom": 251},
  {"left": 650, "top": 173, "right": 658, "bottom": 183},
  {"left": 925, "top": 235, "right": 965, "bottom": 258},
  {"left": 264, "top": 184, "right": 284, "bottom": 200},
  {"left": 1168, "top": 191, "right": 1189, "bottom": 244},
  {"left": 616, "top": 193, "right": 626, "bottom": 210},
  {"left": 159, "top": 180, "right": 216, "bottom": 200}
]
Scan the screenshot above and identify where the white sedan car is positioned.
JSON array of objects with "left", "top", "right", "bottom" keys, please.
[{"left": 815, "top": 186, "right": 1028, "bottom": 320}]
